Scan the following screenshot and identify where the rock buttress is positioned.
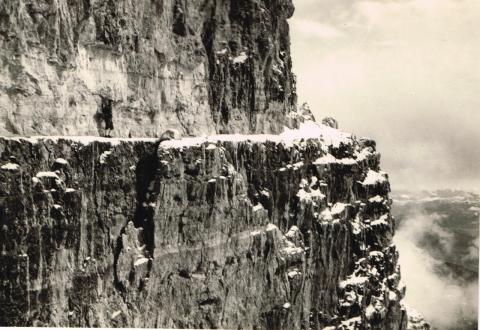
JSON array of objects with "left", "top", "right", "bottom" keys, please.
[
  {"left": 0, "top": 0, "right": 296, "bottom": 137},
  {"left": 0, "top": 123, "right": 408, "bottom": 329}
]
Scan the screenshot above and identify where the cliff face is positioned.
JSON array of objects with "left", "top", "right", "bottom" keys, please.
[
  {"left": 0, "top": 0, "right": 296, "bottom": 137},
  {"left": 0, "top": 0, "right": 412, "bottom": 328},
  {"left": 0, "top": 123, "right": 407, "bottom": 329}
]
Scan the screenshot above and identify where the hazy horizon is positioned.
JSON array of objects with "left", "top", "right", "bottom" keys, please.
[{"left": 290, "top": 0, "right": 480, "bottom": 191}]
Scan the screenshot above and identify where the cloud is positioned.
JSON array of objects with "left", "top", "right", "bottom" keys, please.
[
  {"left": 291, "top": 0, "right": 480, "bottom": 190},
  {"left": 290, "top": 19, "right": 345, "bottom": 40},
  {"left": 394, "top": 209, "right": 478, "bottom": 328}
]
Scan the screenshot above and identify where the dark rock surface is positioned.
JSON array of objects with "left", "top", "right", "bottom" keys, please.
[
  {"left": 0, "top": 1, "right": 411, "bottom": 328},
  {"left": 0, "top": 0, "right": 296, "bottom": 137},
  {"left": 0, "top": 127, "right": 407, "bottom": 328}
]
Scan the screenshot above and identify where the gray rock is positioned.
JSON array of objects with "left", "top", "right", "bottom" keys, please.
[
  {"left": 322, "top": 117, "right": 339, "bottom": 129},
  {"left": 0, "top": 134, "right": 407, "bottom": 329},
  {"left": 0, "top": 0, "right": 296, "bottom": 137}
]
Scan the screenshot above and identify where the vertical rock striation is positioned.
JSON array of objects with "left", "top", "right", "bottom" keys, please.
[
  {"left": 0, "top": 123, "right": 408, "bottom": 328},
  {"left": 0, "top": 0, "right": 296, "bottom": 137},
  {"left": 0, "top": 1, "right": 412, "bottom": 329}
]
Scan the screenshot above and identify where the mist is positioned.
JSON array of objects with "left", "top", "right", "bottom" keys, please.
[{"left": 394, "top": 210, "right": 478, "bottom": 329}]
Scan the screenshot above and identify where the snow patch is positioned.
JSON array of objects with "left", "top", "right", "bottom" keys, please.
[
  {"left": 1, "top": 163, "right": 19, "bottom": 171},
  {"left": 160, "top": 121, "right": 353, "bottom": 150},
  {"left": 370, "top": 214, "right": 389, "bottom": 227},
  {"left": 283, "top": 240, "right": 304, "bottom": 255},
  {"left": 285, "top": 226, "right": 299, "bottom": 239},
  {"left": 134, "top": 257, "right": 149, "bottom": 267},
  {"left": 2, "top": 136, "right": 157, "bottom": 146},
  {"left": 54, "top": 158, "right": 68, "bottom": 165},
  {"left": 369, "top": 195, "right": 384, "bottom": 203},
  {"left": 360, "top": 169, "right": 387, "bottom": 185},
  {"left": 99, "top": 150, "right": 112, "bottom": 164},
  {"left": 339, "top": 275, "right": 369, "bottom": 289},
  {"left": 331, "top": 202, "right": 348, "bottom": 215},
  {"left": 266, "top": 223, "right": 278, "bottom": 232},
  {"left": 36, "top": 171, "right": 59, "bottom": 179},
  {"left": 232, "top": 52, "right": 248, "bottom": 64},
  {"left": 288, "top": 269, "right": 301, "bottom": 278}
]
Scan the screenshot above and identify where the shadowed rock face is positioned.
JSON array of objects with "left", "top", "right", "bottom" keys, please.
[
  {"left": 0, "top": 1, "right": 410, "bottom": 329},
  {"left": 0, "top": 129, "right": 407, "bottom": 329},
  {"left": 0, "top": 0, "right": 296, "bottom": 137}
]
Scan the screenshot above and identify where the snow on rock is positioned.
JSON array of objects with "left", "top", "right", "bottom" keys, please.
[
  {"left": 296, "top": 188, "right": 325, "bottom": 204},
  {"left": 2, "top": 136, "right": 157, "bottom": 147},
  {"left": 134, "top": 257, "right": 149, "bottom": 267},
  {"left": 339, "top": 275, "right": 369, "bottom": 289},
  {"left": 54, "top": 158, "right": 68, "bottom": 165},
  {"left": 285, "top": 226, "right": 300, "bottom": 239},
  {"left": 266, "top": 223, "right": 278, "bottom": 232},
  {"left": 99, "top": 150, "right": 112, "bottom": 164},
  {"left": 250, "top": 230, "right": 262, "bottom": 236},
  {"left": 369, "top": 195, "right": 384, "bottom": 203},
  {"left": 111, "top": 310, "right": 122, "bottom": 319},
  {"left": 313, "top": 153, "right": 337, "bottom": 165},
  {"left": 281, "top": 121, "right": 352, "bottom": 148},
  {"left": 1, "top": 163, "right": 20, "bottom": 171},
  {"left": 341, "top": 316, "right": 362, "bottom": 329},
  {"left": 360, "top": 170, "right": 387, "bottom": 186},
  {"left": 331, "top": 202, "right": 348, "bottom": 216},
  {"left": 365, "top": 304, "right": 376, "bottom": 320},
  {"left": 287, "top": 269, "right": 301, "bottom": 278},
  {"left": 252, "top": 203, "right": 264, "bottom": 212},
  {"left": 282, "top": 240, "right": 304, "bottom": 256},
  {"left": 260, "top": 189, "right": 270, "bottom": 197},
  {"left": 160, "top": 121, "right": 354, "bottom": 150},
  {"left": 36, "top": 171, "right": 59, "bottom": 179},
  {"left": 370, "top": 214, "right": 389, "bottom": 227},
  {"left": 232, "top": 52, "right": 248, "bottom": 64},
  {"left": 319, "top": 209, "right": 333, "bottom": 221},
  {"left": 369, "top": 251, "right": 384, "bottom": 259},
  {"left": 389, "top": 290, "right": 398, "bottom": 302}
]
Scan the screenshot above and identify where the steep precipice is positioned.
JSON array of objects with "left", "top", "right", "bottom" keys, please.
[
  {"left": 0, "top": 122, "right": 407, "bottom": 328},
  {"left": 0, "top": 0, "right": 415, "bottom": 328},
  {"left": 0, "top": 0, "right": 296, "bottom": 137}
]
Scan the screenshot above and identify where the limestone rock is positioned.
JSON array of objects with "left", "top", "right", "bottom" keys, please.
[
  {"left": 0, "top": 123, "right": 408, "bottom": 328},
  {"left": 322, "top": 117, "right": 339, "bottom": 129},
  {"left": 0, "top": 0, "right": 296, "bottom": 137}
]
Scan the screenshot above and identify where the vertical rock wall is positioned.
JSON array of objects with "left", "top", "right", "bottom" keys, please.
[
  {"left": 0, "top": 124, "right": 408, "bottom": 329},
  {"left": 0, "top": 0, "right": 296, "bottom": 137}
]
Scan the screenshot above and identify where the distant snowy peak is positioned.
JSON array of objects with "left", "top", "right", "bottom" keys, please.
[{"left": 392, "top": 189, "right": 480, "bottom": 206}]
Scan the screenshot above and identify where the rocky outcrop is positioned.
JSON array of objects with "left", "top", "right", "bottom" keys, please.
[
  {"left": 0, "top": 0, "right": 296, "bottom": 137},
  {"left": 0, "top": 122, "right": 408, "bottom": 328}
]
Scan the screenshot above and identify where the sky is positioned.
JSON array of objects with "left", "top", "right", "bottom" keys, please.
[{"left": 290, "top": 0, "right": 480, "bottom": 191}]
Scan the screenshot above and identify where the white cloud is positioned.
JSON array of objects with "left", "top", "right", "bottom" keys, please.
[
  {"left": 394, "top": 210, "right": 478, "bottom": 328},
  {"left": 291, "top": 0, "right": 480, "bottom": 190},
  {"left": 290, "top": 19, "right": 345, "bottom": 39}
]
